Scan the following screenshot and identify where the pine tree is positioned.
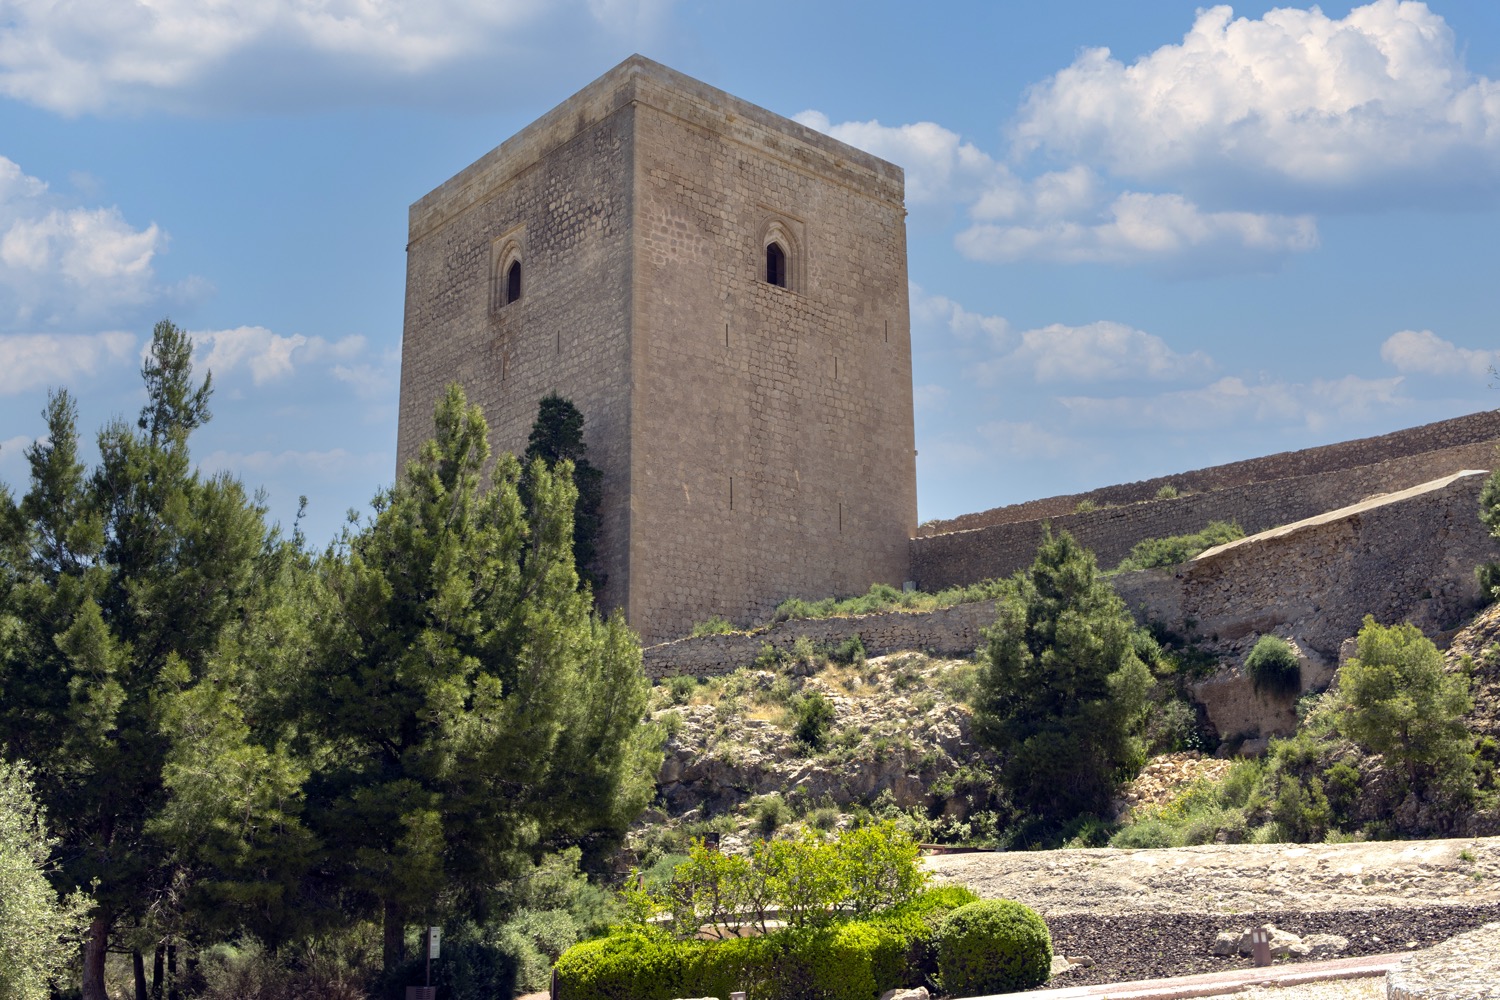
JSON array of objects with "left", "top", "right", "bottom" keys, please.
[
  {"left": 972, "top": 528, "right": 1152, "bottom": 827},
  {"left": 0, "top": 320, "right": 274, "bottom": 1000},
  {"left": 308, "top": 383, "right": 656, "bottom": 974}
]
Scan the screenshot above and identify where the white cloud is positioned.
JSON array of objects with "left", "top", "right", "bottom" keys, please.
[
  {"left": 1380, "top": 329, "right": 1498, "bottom": 377},
  {"left": 979, "top": 320, "right": 1214, "bottom": 384},
  {"left": 957, "top": 191, "right": 1317, "bottom": 266},
  {"left": 975, "top": 420, "right": 1077, "bottom": 460},
  {"left": 794, "top": 112, "right": 1011, "bottom": 205},
  {"left": 909, "top": 282, "right": 1010, "bottom": 348},
  {"left": 0, "top": 0, "right": 673, "bottom": 114},
  {"left": 805, "top": 120, "right": 1318, "bottom": 269},
  {"left": 1059, "top": 374, "right": 1406, "bottom": 432},
  {"left": 0, "top": 156, "right": 164, "bottom": 329},
  {"left": 0, "top": 331, "right": 136, "bottom": 395},
  {"left": 1015, "top": 1, "right": 1500, "bottom": 197},
  {"left": 190, "top": 326, "right": 366, "bottom": 385}
]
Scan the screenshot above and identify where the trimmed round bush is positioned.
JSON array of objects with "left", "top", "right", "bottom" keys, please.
[
  {"left": 936, "top": 900, "right": 1052, "bottom": 994},
  {"left": 1244, "top": 636, "right": 1301, "bottom": 698}
]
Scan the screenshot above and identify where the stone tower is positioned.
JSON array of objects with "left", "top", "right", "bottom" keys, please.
[{"left": 397, "top": 56, "right": 917, "bottom": 642}]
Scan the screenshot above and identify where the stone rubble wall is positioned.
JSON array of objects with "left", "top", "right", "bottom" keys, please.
[
  {"left": 641, "top": 601, "right": 997, "bottom": 680},
  {"left": 917, "top": 410, "right": 1500, "bottom": 537},
  {"left": 1112, "top": 471, "right": 1500, "bottom": 659},
  {"left": 647, "top": 472, "right": 1500, "bottom": 681},
  {"left": 910, "top": 438, "right": 1500, "bottom": 593}
]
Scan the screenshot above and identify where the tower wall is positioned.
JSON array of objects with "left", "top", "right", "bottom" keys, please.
[{"left": 397, "top": 57, "right": 917, "bottom": 642}]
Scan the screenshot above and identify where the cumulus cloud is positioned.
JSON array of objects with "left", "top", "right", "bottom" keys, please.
[
  {"left": 1015, "top": 1, "right": 1500, "bottom": 199},
  {"left": 794, "top": 112, "right": 1011, "bottom": 205},
  {"left": 910, "top": 284, "right": 1211, "bottom": 386},
  {"left": 909, "top": 282, "right": 1011, "bottom": 347},
  {"left": 1380, "top": 329, "right": 1498, "bottom": 377},
  {"left": 0, "top": 157, "right": 164, "bottom": 329},
  {"left": 0, "top": 0, "right": 674, "bottom": 114},
  {"left": 802, "top": 121, "right": 1318, "bottom": 270},
  {"left": 1059, "top": 374, "right": 1406, "bottom": 432},
  {"left": 979, "top": 320, "right": 1215, "bottom": 384},
  {"left": 958, "top": 191, "right": 1317, "bottom": 267},
  {"left": 0, "top": 331, "right": 136, "bottom": 395},
  {"left": 190, "top": 326, "right": 366, "bottom": 385}
]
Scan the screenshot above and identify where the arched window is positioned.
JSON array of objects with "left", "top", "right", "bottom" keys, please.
[
  {"left": 506, "top": 260, "right": 522, "bottom": 304},
  {"left": 765, "top": 242, "right": 787, "bottom": 288}
]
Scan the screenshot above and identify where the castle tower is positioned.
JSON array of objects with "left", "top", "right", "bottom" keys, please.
[{"left": 397, "top": 56, "right": 917, "bottom": 642}]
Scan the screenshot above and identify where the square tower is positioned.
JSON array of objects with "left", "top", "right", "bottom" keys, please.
[{"left": 397, "top": 56, "right": 917, "bottom": 643}]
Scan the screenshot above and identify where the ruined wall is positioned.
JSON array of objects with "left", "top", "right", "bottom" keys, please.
[
  {"left": 919, "top": 410, "right": 1500, "bottom": 537},
  {"left": 912, "top": 439, "right": 1499, "bottom": 592},
  {"left": 1112, "top": 471, "right": 1500, "bottom": 659},
  {"left": 642, "top": 600, "right": 995, "bottom": 680}
]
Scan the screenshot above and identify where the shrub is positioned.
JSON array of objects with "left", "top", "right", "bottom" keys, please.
[
  {"left": 1245, "top": 636, "right": 1302, "bottom": 697},
  {"left": 753, "top": 793, "right": 789, "bottom": 837},
  {"left": 794, "top": 691, "right": 836, "bottom": 749},
  {"left": 1155, "top": 484, "right": 1180, "bottom": 499},
  {"left": 1115, "top": 521, "right": 1244, "bottom": 572},
  {"left": 692, "top": 615, "right": 736, "bottom": 636},
  {"left": 936, "top": 900, "right": 1052, "bottom": 994},
  {"left": 830, "top": 634, "right": 867, "bottom": 666},
  {"left": 666, "top": 674, "right": 698, "bottom": 704},
  {"left": 556, "top": 886, "right": 972, "bottom": 1000}
]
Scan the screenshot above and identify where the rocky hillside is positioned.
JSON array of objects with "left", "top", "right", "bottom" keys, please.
[
  {"left": 624, "top": 651, "right": 1005, "bottom": 861},
  {"left": 622, "top": 598, "right": 1500, "bottom": 866}
]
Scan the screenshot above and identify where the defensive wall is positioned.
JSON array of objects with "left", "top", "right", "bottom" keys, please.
[
  {"left": 642, "top": 601, "right": 996, "bottom": 680},
  {"left": 644, "top": 469, "right": 1500, "bottom": 682},
  {"left": 1111, "top": 470, "right": 1500, "bottom": 660},
  {"left": 910, "top": 412, "right": 1500, "bottom": 594},
  {"left": 916, "top": 410, "right": 1500, "bottom": 537}
]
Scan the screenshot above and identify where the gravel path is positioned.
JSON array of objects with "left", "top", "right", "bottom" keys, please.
[{"left": 927, "top": 837, "right": 1500, "bottom": 991}]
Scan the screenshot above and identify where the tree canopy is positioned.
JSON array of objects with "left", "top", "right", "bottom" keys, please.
[
  {"left": 523, "top": 393, "right": 605, "bottom": 593},
  {"left": 971, "top": 528, "right": 1152, "bottom": 826}
]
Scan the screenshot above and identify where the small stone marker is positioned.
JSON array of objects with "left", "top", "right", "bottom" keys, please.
[
  {"left": 1251, "top": 925, "right": 1272, "bottom": 967},
  {"left": 730, "top": 992, "right": 747, "bottom": 1000}
]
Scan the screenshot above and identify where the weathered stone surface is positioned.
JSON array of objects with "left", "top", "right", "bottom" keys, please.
[
  {"left": 878, "top": 988, "right": 929, "bottom": 1000},
  {"left": 1388, "top": 921, "right": 1500, "bottom": 1000},
  {"left": 399, "top": 55, "right": 915, "bottom": 644}
]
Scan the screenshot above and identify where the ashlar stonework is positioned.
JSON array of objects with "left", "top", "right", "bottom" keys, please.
[{"left": 398, "top": 56, "right": 917, "bottom": 643}]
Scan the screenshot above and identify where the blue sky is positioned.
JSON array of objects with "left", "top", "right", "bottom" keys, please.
[{"left": 2, "top": 0, "right": 1498, "bottom": 547}]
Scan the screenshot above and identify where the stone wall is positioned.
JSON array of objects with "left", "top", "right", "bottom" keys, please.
[
  {"left": 911, "top": 439, "right": 1500, "bottom": 593},
  {"left": 918, "top": 410, "right": 1500, "bottom": 537},
  {"left": 1112, "top": 471, "right": 1500, "bottom": 659},
  {"left": 642, "top": 601, "right": 997, "bottom": 679}
]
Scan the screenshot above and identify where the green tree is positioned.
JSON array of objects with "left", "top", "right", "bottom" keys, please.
[
  {"left": 1337, "top": 616, "right": 1474, "bottom": 804},
  {"left": 972, "top": 528, "right": 1152, "bottom": 825},
  {"left": 0, "top": 758, "right": 91, "bottom": 1000},
  {"left": 523, "top": 393, "right": 605, "bottom": 592},
  {"left": 306, "top": 383, "right": 657, "bottom": 975},
  {"left": 0, "top": 321, "right": 275, "bottom": 1000}
]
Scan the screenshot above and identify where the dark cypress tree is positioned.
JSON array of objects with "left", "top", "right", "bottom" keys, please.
[{"left": 523, "top": 393, "right": 605, "bottom": 594}]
